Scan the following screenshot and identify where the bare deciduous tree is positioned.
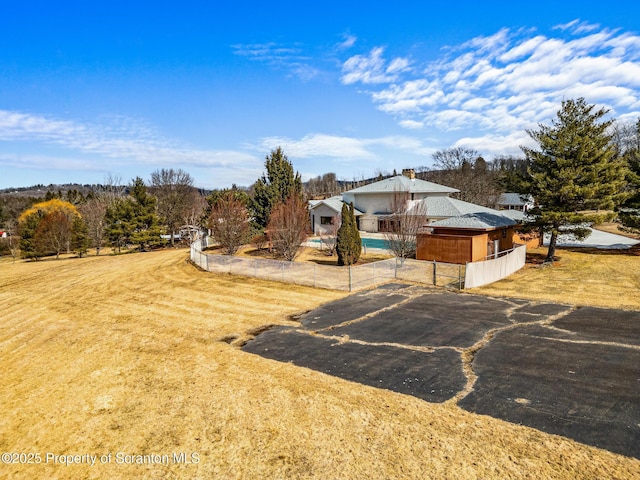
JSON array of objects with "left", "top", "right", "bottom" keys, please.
[
  {"left": 305, "top": 172, "right": 341, "bottom": 199},
  {"left": 267, "top": 195, "right": 309, "bottom": 261},
  {"left": 80, "top": 197, "right": 108, "bottom": 255},
  {"left": 382, "top": 190, "right": 428, "bottom": 260},
  {"left": 34, "top": 210, "right": 72, "bottom": 259},
  {"left": 209, "top": 191, "right": 251, "bottom": 255},
  {"left": 426, "top": 147, "right": 502, "bottom": 207},
  {"left": 150, "top": 168, "right": 196, "bottom": 245},
  {"left": 319, "top": 217, "right": 339, "bottom": 256},
  {"left": 181, "top": 190, "right": 208, "bottom": 244},
  {"left": 102, "top": 174, "right": 127, "bottom": 204}
]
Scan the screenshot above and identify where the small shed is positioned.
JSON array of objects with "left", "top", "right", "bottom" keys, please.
[{"left": 416, "top": 212, "right": 521, "bottom": 264}]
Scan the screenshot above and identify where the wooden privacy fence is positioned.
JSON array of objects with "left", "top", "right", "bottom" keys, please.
[{"left": 190, "top": 239, "right": 465, "bottom": 291}]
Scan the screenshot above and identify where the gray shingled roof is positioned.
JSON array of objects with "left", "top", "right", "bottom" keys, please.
[
  {"left": 429, "top": 212, "right": 517, "bottom": 230},
  {"left": 408, "top": 196, "right": 500, "bottom": 218},
  {"left": 309, "top": 196, "right": 363, "bottom": 215},
  {"left": 345, "top": 175, "right": 459, "bottom": 194},
  {"left": 498, "top": 193, "right": 533, "bottom": 206}
]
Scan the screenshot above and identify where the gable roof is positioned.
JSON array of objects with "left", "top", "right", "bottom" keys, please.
[
  {"left": 428, "top": 212, "right": 517, "bottom": 230},
  {"left": 309, "top": 196, "right": 363, "bottom": 215},
  {"left": 345, "top": 175, "right": 459, "bottom": 195}
]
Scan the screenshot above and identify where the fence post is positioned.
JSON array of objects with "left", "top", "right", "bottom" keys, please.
[
  {"left": 458, "top": 264, "right": 462, "bottom": 289},
  {"left": 281, "top": 262, "right": 285, "bottom": 282},
  {"left": 349, "top": 266, "right": 353, "bottom": 292},
  {"left": 433, "top": 260, "right": 437, "bottom": 286}
]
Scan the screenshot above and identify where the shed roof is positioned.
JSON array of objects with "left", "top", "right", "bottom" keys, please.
[
  {"left": 428, "top": 212, "right": 517, "bottom": 230},
  {"left": 345, "top": 175, "right": 458, "bottom": 195}
]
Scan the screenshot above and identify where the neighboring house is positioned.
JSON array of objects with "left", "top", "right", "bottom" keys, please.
[
  {"left": 309, "top": 196, "right": 363, "bottom": 235},
  {"left": 497, "top": 193, "right": 534, "bottom": 212}
]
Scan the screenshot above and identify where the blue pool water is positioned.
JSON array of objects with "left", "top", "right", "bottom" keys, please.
[
  {"left": 361, "top": 237, "right": 389, "bottom": 249},
  {"left": 310, "top": 237, "right": 390, "bottom": 250}
]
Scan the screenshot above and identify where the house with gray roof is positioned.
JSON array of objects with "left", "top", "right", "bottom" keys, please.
[
  {"left": 339, "top": 170, "right": 459, "bottom": 233},
  {"left": 497, "top": 193, "right": 534, "bottom": 212}
]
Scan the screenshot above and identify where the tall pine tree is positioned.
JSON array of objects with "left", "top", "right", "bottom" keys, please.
[
  {"left": 104, "top": 177, "right": 163, "bottom": 252},
  {"left": 617, "top": 118, "right": 640, "bottom": 233},
  {"left": 521, "top": 98, "right": 629, "bottom": 262},
  {"left": 251, "top": 147, "right": 303, "bottom": 229}
]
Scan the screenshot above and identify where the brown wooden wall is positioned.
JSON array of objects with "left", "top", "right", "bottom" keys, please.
[
  {"left": 416, "top": 232, "right": 489, "bottom": 264},
  {"left": 416, "top": 226, "right": 528, "bottom": 264}
]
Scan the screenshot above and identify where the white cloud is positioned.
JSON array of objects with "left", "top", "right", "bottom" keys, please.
[
  {"left": 341, "top": 47, "right": 410, "bottom": 85},
  {"left": 554, "top": 19, "right": 600, "bottom": 34},
  {"left": 0, "top": 109, "right": 261, "bottom": 172},
  {"left": 257, "top": 133, "right": 435, "bottom": 163},
  {"left": 399, "top": 119, "right": 424, "bottom": 130},
  {"left": 341, "top": 21, "right": 640, "bottom": 139},
  {"left": 336, "top": 33, "right": 357, "bottom": 50},
  {"left": 231, "top": 42, "right": 319, "bottom": 81},
  {"left": 259, "top": 133, "right": 376, "bottom": 160}
]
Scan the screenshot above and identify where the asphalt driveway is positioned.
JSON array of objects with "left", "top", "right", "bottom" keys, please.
[{"left": 242, "top": 284, "right": 640, "bottom": 459}]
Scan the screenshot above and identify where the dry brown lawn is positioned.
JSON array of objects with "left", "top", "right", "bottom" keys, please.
[
  {"left": 219, "top": 244, "right": 393, "bottom": 266},
  {"left": 1, "top": 249, "right": 639, "bottom": 479},
  {"left": 472, "top": 245, "right": 640, "bottom": 310}
]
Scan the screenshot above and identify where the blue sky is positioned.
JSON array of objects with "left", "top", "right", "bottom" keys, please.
[{"left": 1, "top": 1, "right": 640, "bottom": 190}]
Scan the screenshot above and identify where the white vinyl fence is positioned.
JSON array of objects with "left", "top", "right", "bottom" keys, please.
[
  {"left": 464, "top": 244, "right": 527, "bottom": 289},
  {"left": 190, "top": 239, "right": 464, "bottom": 291}
]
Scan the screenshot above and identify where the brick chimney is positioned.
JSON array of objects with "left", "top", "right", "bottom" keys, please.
[{"left": 402, "top": 168, "right": 415, "bottom": 180}]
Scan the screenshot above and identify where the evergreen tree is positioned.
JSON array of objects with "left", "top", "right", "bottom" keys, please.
[
  {"left": 129, "top": 177, "right": 163, "bottom": 250},
  {"left": 18, "top": 209, "right": 44, "bottom": 259},
  {"left": 105, "top": 197, "right": 135, "bottom": 253},
  {"left": 521, "top": 98, "right": 629, "bottom": 262},
  {"left": 336, "top": 202, "right": 361, "bottom": 266},
  {"left": 251, "top": 147, "right": 303, "bottom": 229},
  {"left": 617, "top": 118, "right": 640, "bottom": 233},
  {"left": 71, "top": 216, "right": 90, "bottom": 257},
  {"left": 104, "top": 178, "right": 163, "bottom": 252}
]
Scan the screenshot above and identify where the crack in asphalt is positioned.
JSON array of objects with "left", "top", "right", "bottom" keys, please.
[
  {"left": 295, "top": 290, "right": 585, "bottom": 407},
  {"left": 450, "top": 305, "right": 577, "bottom": 404}
]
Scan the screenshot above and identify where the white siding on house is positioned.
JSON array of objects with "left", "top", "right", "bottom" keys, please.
[
  {"left": 344, "top": 192, "right": 438, "bottom": 216},
  {"left": 310, "top": 203, "right": 340, "bottom": 235}
]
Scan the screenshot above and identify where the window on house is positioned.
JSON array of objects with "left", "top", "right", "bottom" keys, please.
[{"left": 320, "top": 216, "right": 334, "bottom": 225}]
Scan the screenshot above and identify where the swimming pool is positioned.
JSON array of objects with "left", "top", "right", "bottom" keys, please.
[
  {"left": 360, "top": 237, "right": 389, "bottom": 249},
  {"left": 310, "top": 237, "right": 390, "bottom": 250}
]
